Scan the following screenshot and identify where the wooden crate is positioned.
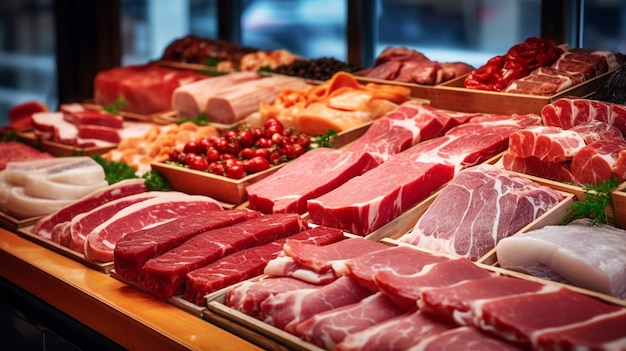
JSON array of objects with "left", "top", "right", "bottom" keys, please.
[{"left": 428, "top": 70, "right": 614, "bottom": 115}]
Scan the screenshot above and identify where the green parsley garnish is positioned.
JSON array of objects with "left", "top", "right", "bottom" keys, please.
[
  {"left": 561, "top": 178, "right": 620, "bottom": 226},
  {"left": 92, "top": 154, "right": 170, "bottom": 191},
  {"left": 311, "top": 129, "right": 338, "bottom": 149},
  {"left": 103, "top": 98, "right": 128, "bottom": 115},
  {"left": 177, "top": 112, "right": 209, "bottom": 126}
]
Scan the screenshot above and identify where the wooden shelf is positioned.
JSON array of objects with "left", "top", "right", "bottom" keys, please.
[{"left": 0, "top": 227, "right": 263, "bottom": 351}]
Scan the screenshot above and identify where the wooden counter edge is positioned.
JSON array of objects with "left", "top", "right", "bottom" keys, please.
[{"left": 0, "top": 228, "right": 263, "bottom": 351}]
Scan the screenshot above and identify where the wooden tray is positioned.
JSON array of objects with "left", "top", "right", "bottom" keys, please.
[
  {"left": 0, "top": 212, "right": 41, "bottom": 232},
  {"left": 17, "top": 131, "right": 117, "bottom": 157},
  {"left": 428, "top": 69, "right": 614, "bottom": 115},
  {"left": 17, "top": 225, "right": 113, "bottom": 273},
  {"left": 82, "top": 100, "right": 174, "bottom": 125}
]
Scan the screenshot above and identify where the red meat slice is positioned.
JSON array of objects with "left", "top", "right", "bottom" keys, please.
[
  {"left": 507, "top": 125, "right": 587, "bottom": 163},
  {"left": 183, "top": 226, "right": 344, "bottom": 306},
  {"left": 5, "top": 100, "right": 48, "bottom": 131},
  {"left": 475, "top": 287, "right": 622, "bottom": 345},
  {"left": 283, "top": 237, "right": 388, "bottom": 274},
  {"left": 0, "top": 141, "right": 53, "bottom": 171},
  {"left": 226, "top": 277, "right": 320, "bottom": 319},
  {"left": 140, "top": 213, "right": 305, "bottom": 299},
  {"left": 31, "top": 178, "right": 147, "bottom": 239},
  {"left": 571, "top": 139, "right": 626, "bottom": 185},
  {"left": 345, "top": 245, "right": 448, "bottom": 292},
  {"left": 83, "top": 194, "right": 222, "bottom": 263},
  {"left": 68, "top": 109, "right": 124, "bottom": 129},
  {"left": 533, "top": 309, "right": 626, "bottom": 350},
  {"left": 296, "top": 293, "right": 407, "bottom": 350},
  {"left": 246, "top": 148, "right": 378, "bottom": 214},
  {"left": 335, "top": 310, "right": 456, "bottom": 351},
  {"left": 347, "top": 101, "right": 478, "bottom": 163},
  {"left": 541, "top": 97, "right": 623, "bottom": 133},
  {"left": 113, "top": 209, "right": 260, "bottom": 283},
  {"left": 413, "top": 326, "right": 527, "bottom": 351},
  {"left": 419, "top": 275, "right": 546, "bottom": 325},
  {"left": 259, "top": 275, "right": 373, "bottom": 333},
  {"left": 569, "top": 120, "right": 624, "bottom": 144},
  {"left": 373, "top": 258, "right": 493, "bottom": 306},
  {"left": 501, "top": 151, "right": 575, "bottom": 184}
]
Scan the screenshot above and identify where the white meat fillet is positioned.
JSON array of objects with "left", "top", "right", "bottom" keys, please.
[{"left": 496, "top": 220, "right": 626, "bottom": 298}]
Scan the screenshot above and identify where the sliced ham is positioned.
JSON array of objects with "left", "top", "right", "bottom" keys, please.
[
  {"left": 408, "top": 326, "right": 526, "bottom": 351},
  {"left": 113, "top": 209, "right": 261, "bottom": 283},
  {"left": 31, "top": 178, "right": 147, "bottom": 239},
  {"left": 496, "top": 221, "right": 626, "bottom": 298},
  {"left": 259, "top": 275, "right": 373, "bottom": 333},
  {"left": 335, "top": 310, "right": 456, "bottom": 351},
  {"left": 373, "top": 258, "right": 493, "bottom": 307},
  {"left": 541, "top": 97, "right": 626, "bottom": 135},
  {"left": 571, "top": 139, "right": 626, "bottom": 185},
  {"left": 182, "top": 225, "right": 344, "bottom": 306},
  {"left": 171, "top": 71, "right": 261, "bottom": 118},
  {"left": 140, "top": 213, "right": 305, "bottom": 299},
  {"left": 246, "top": 147, "right": 378, "bottom": 214},
  {"left": 205, "top": 75, "right": 309, "bottom": 125},
  {"left": 507, "top": 125, "right": 587, "bottom": 163},
  {"left": 83, "top": 193, "right": 222, "bottom": 263},
  {"left": 569, "top": 120, "right": 624, "bottom": 144},
  {"left": 400, "top": 164, "right": 565, "bottom": 261},
  {"left": 295, "top": 293, "right": 407, "bottom": 350},
  {"left": 501, "top": 151, "right": 575, "bottom": 184},
  {"left": 226, "top": 277, "right": 320, "bottom": 319},
  {"left": 68, "top": 109, "right": 124, "bottom": 129}
]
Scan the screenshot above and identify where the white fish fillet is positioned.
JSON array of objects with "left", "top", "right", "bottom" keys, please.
[{"left": 496, "top": 220, "right": 626, "bottom": 298}]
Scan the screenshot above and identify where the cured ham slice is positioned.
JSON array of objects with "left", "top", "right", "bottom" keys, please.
[
  {"left": 263, "top": 256, "right": 338, "bottom": 285},
  {"left": 259, "top": 275, "right": 372, "bottom": 333},
  {"left": 496, "top": 221, "right": 626, "bottom": 298},
  {"left": 501, "top": 151, "right": 575, "bottom": 184},
  {"left": 507, "top": 125, "right": 587, "bottom": 163},
  {"left": 418, "top": 275, "right": 546, "bottom": 325},
  {"left": 295, "top": 293, "right": 407, "bottom": 350},
  {"left": 541, "top": 97, "right": 626, "bottom": 135},
  {"left": 205, "top": 75, "right": 309, "bottom": 125},
  {"left": 569, "top": 120, "right": 624, "bottom": 144},
  {"left": 473, "top": 287, "right": 622, "bottom": 345},
  {"left": 373, "top": 258, "right": 493, "bottom": 306},
  {"left": 113, "top": 209, "right": 260, "bottom": 283},
  {"left": 346, "top": 101, "right": 477, "bottom": 163},
  {"left": 281, "top": 237, "right": 388, "bottom": 275},
  {"left": 335, "top": 310, "right": 456, "bottom": 351},
  {"left": 246, "top": 147, "right": 378, "bottom": 214},
  {"left": 31, "top": 178, "right": 147, "bottom": 239},
  {"left": 68, "top": 191, "right": 171, "bottom": 252},
  {"left": 400, "top": 164, "right": 564, "bottom": 261},
  {"left": 226, "top": 277, "right": 320, "bottom": 319},
  {"left": 533, "top": 309, "right": 626, "bottom": 350},
  {"left": 68, "top": 109, "right": 124, "bottom": 129},
  {"left": 408, "top": 326, "right": 526, "bottom": 351},
  {"left": 83, "top": 194, "right": 223, "bottom": 263},
  {"left": 140, "top": 213, "right": 305, "bottom": 299},
  {"left": 571, "top": 139, "right": 626, "bottom": 185},
  {"left": 182, "top": 226, "right": 344, "bottom": 306},
  {"left": 344, "top": 245, "right": 447, "bottom": 292},
  {"left": 171, "top": 71, "right": 261, "bottom": 118}
]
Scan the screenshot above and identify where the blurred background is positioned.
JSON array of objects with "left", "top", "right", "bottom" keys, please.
[{"left": 0, "top": 0, "right": 624, "bottom": 125}]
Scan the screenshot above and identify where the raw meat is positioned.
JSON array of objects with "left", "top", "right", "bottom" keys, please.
[
  {"left": 473, "top": 287, "right": 622, "bottom": 345},
  {"left": 171, "top": 71, "right": 261, "bottom": 118},
  {"left": 259, "top": 275, "right": 373, "bottom": 333},
  {"left": 0, "top": 142, "right": 52, "bottom": 170},
  {"left": 68, "top": 191, "right": 172, "bottom": 253},
  {"left": 94, "top": 63, "right": 207, "bottom": 114},
  {"left": 571, "top": 139, "right": 626, "bottom": 185},
  {"left": 551, "top": 49, "right": 613, "bottom": 79},
  {"left": 496, "top": 221, "right": 626, "bottom": 298},
  {"left": 346, "top": 101, "right": 478, "bottom": 163},
  {"left": 263, "top": 255, "right": 338, "bottom": 285},
  {"left": 68, "top": 109, "right": 124, "bottom": 129},
  {"left": 504, "top": 66, "right": 585, "bottom": 96},
  {"left": 295, "top": 293, "right": 407, "bottom": 350},
  {"left": 182, "top": 225, "right": 345, "bottom": 306},
  {"left": 507, "top": 125, "right": 587, "bottom": 163},
  {"left": 400, "top": 164, "right": 565, "bottom": 261},
  {"left": 335, "top": 310, "right": 457, "bottom": 351},
  {"left": 281, "top": 237, "right": 388, "bottom": 275},
  {"left": 246, "top": 147, "right": 378, "bottom": 214},
  {"left": 418, "top": 275, "right": 546, "bottom": 325},
  {"left": 226, "top": 277, "right": 320, "bottom": 319},
  {"left": 31, "top": 178, "right": 147, "bottom": 239},
  {"left": 140, "top": 213, "right": 305, "bottom": 299},
  {"left": 205, "top": 75, "right": 309, "bottom": 124},
  {"left": 113, "top": 209, "right": 260, "bottom": 283},
  {"left": 408, "top": 326, "right": 526, "bottom": 351},
  {"left": 4, "top": 188, "right": 74, "bottom": 219},
  {"left": 533, "top": 309, "right": 626, "bottom": 350},
  {"left": 3, "top": 156, "right": 104, "bottom": 187},
  {"left": 541, "top": 97, "right": 626, "bottom": 135},
  {"left": 344, "top": 245, "right": 448, "bottom": 292},
  {"left": 373, "top": 258, "right": 493, "bottom": 306},
  {"left": 501, "top": 151, "right": 575, "bottom": 184},
  {"left": 83, "top": 194, "right": 222, "bottom": 263},
  {"left": 569, "top": 120, "right": 624, "bottom": 144}
]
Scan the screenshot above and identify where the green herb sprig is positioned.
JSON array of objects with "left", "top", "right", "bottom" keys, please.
[
  {"left": 177, "top": 112, "right": 209, "bottom": 126},
  {"left": 103, "top": 98, "right": 128, "bottom": 115},
  {"left": 560, "top": 178, "right": 620, "bottom": 226},
  {"left": 311, "top": 129, "right": 338, "bottom": 149},
  {"left": 92, "top": 154, "right": 170, "bottom": 191}
]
